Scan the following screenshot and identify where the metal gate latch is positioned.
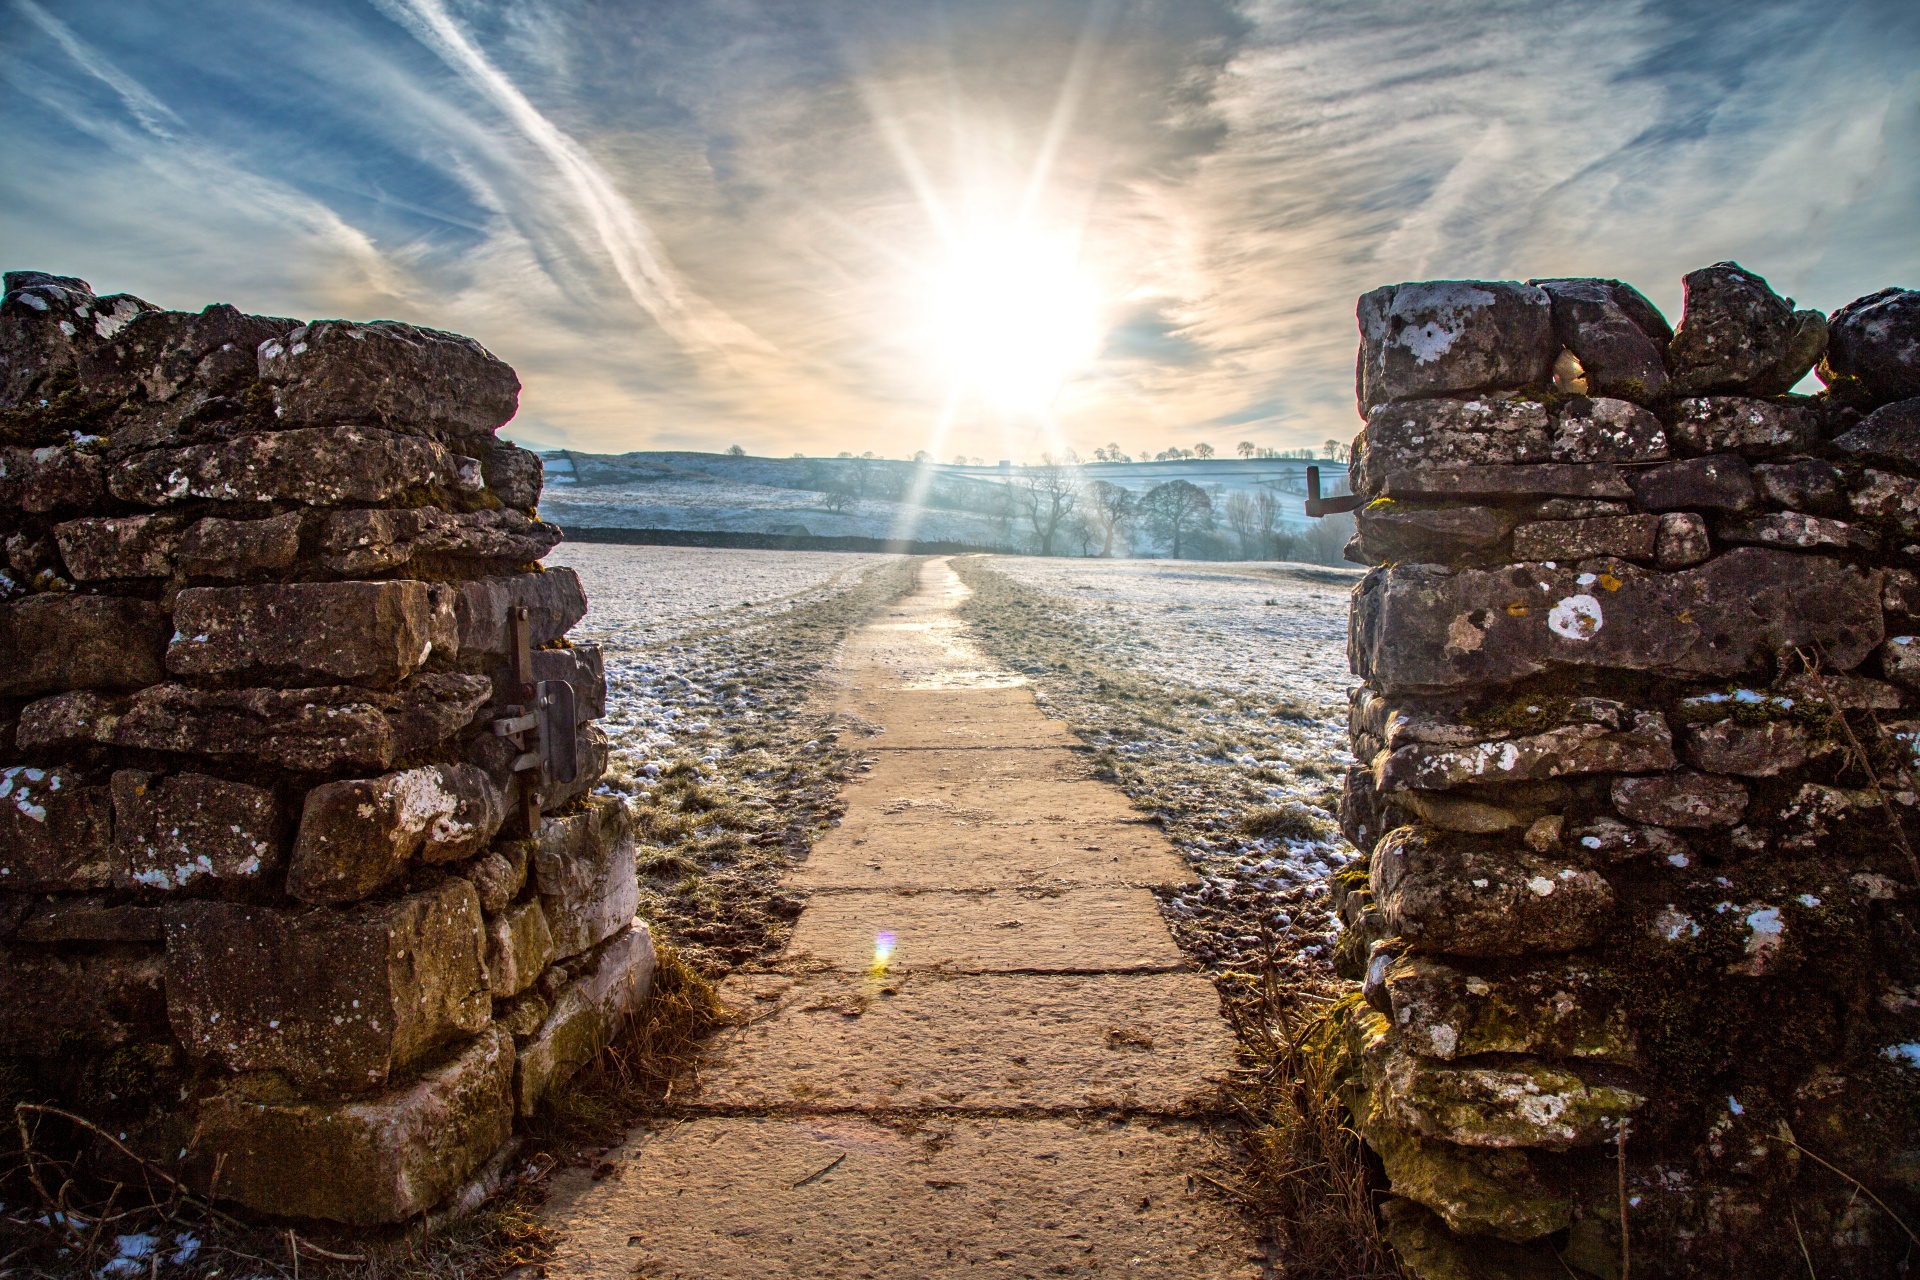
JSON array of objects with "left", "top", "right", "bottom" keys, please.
[{"left": 489, "top": 604, "right": 581, "bottom": 830}]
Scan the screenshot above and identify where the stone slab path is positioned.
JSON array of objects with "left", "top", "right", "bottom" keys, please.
[{"left": 544, "top": 559, "right": 1266, "bottom": 1279}]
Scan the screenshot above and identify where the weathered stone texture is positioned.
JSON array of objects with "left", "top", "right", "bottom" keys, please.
[
  {"left": 1357, "top": 281, "right": 1554, "bottom": 412},
  {"left": 1666, "top": 261, "right": 1828, "bottom": 397},
  {"left": 0, "top": 445, "right": 105, "bottom": 513},
  {"left": 110, "top": 426, "right": 472, "bottom": 507},
  {"left": 1510, "top": 514, "right": 1660, "bottom": 563},
  {"left": 1550, "top": 396, "right": 1667, "bottom": 463},
  {"left": 168, "top": 581, "right": 439, "bottom": 688},
  {"left": 1355, "top": 504, "right": 1515, "bottom": 566},
  {"left": 1374, "top": 707, "right": 1673, "bottom": 792},
  {"left": 192, "top": 1025, "right": 514, "bottom": 1224},
  {"left": 1831, "top": 397, "right": 1920, "bottom": 472},
  {"left": 0, "top": 594, "right": 169, "bottom": 696},
  {"left": 0, "top": 765, "right": 113, "bottom": 890},
  {"left": 53, "top": 513, "right": 186, "bottom": 580},
  {"left": 317, "top": 508, "right": 560, "bottom": 575},
  {"left": 1370, "top": 826, "right": 1614, "bottom": 957},
  {"left": 258, "top": 319, "right": 520, "bottom": 441},
  {"left": 288, "top": 765, "right": 505, "bottom": 904},
  {"left": 1352, "top": 399, "right": 1551, "bottom": 496},
  {"left": 1630, "top": 454, "right": 1755, "bottom": 512},
  {"left": 1381, "top": 463, "right": 1631, "bottom": 502},
  {"left": 1384, "top": 957, "right": 1635, "bottom": 1063},
  {"left": 1350, "top": 548, "right": 1883, "bottom": 695},
  {"left": 111, "top": 770, "right": 283, "bottom": 891},
  {"left": 454, "top": 569, "right": 587, "bottom": 653},
  {"left": 483, "top": 442, "right": 544, "bottom": 510},
  {"left": 1670, "top": 396, "right": 1818, "bottom": 457},
  {"left": 532, "top": 796, "right": 640, "bottom": 960},
  {"left": 513, "top": 924, "right": 654, "bottom": 1115},
  {"left": 1611, "top": 770, "right": 1749, "bottom": 827},
  {"left": 485, "top": 900, "right": 556, "bottom": 998},
  {"left": 172, "top": 511, "right": 305, "bottom": 579},
  {"left": 162, "top": 879, "right": 491, "bottom": 1092},
  {"left": 0, "top": 944, "right": 168, "bottom": 1055},
  {"left": 1528, "top": 277, "right": 1672, "bottom": 403},
  {"left": 1379, "top": 1049, "right": 1644, "bottom": 1151},
  {"left": 1820, "top": 287, "right": 1920, "bottom": 407}
]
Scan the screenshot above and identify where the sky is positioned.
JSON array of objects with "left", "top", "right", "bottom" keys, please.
[{"left": 3, "top": 0, "right": 1917, "bottom": 461}]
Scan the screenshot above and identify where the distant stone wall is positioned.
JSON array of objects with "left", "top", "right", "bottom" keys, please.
[
  {"left": 1330, "top": 267, "right": 1920, "bottom": 1275},
  {"left": 0, "top": 271, "right": 651, "bottom": 1224}
]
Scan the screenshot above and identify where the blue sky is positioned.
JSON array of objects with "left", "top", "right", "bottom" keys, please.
[{"left": 3, "top": 0, "right": 1916, "bottom": 459}]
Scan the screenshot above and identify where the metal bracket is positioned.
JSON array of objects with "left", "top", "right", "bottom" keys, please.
[
  {"left": 1304, "top": 464, "right": 1364, "bottom": 518},
  {"left": 487, "top": 605, "right": 584, "bottom": 835}
]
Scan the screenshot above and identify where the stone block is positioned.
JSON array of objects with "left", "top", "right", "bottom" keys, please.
[
  {"left": 1655, "top": 512, "right": 1711, "bottom": 568},
  {"left": 1380, "top": 463, "right": 1631, "bottom": 502},
  {"left": 53, "top": 514, "right": 186, "bottom": 580},
  {"left": 0, "top": 445, "right": 106, "bottom": 513},
  {"left": 513, "top": 923, "right": 655, "bottom": 1115},
  {"left": 258, "top": 319, "right": 519, "bottom": 441},
  {"left": 1831, "top": 397, "right": 1920, "bottom": 472},
  {"left": 1612, "top": 771, "right": 1748, "bottom": 827},
  {"left": 540, "top": 721, "right": 610, "bottom": 814},
  {"left": 1510, "top": 514, "right": 1660, "bottom": 563},
  {"left": 1565, "top": 818, "right": 1690, "bottom": 863},
  {"left": 1379, "top": 1047, "right": 1643, "bottom": 1150},
  {"left": 1353, "top": 504, "right": 1515, "bottom": 566},
  {"left": 0, "top": 766, "right": 113, "bottom": 891},
  {"left": 1887, "top": 570, "right": 1920, "bottom": 622},
  {"left": 486, "top": 900, "right": 556, "bottom": 998},
  {"left": 288, "top": 765, "right": 506, "bottom": 904},
  {"left": 0, "top": 943, "right": 168, "bottom": 1054},
  {"left": 1352, "top": 399, "right": 1551, "bottom": 496},
  {"left": 1670, "top": 397, "right": 1818, "bottom": 458},
  {"left": 1630, "top": 454, "right": 1755, "bottom": 512},
  {"left": 1550, "top": 396, "right": 1667, "bottom": 462},
  {"left": 460, "top": 840, "right": 530, "bottom": 914},
  {"left": 1350, "top": 548, "right": 1882, "bottom": 695},
  {"left": 1820, "top": 287, "right": 1920, "bottom": 407},
  {"left": 532, "top": 643, "right": 606, "bottom": 719},
  {"left": 1356, "top": 281, "right": 1554, "bottom": 412},
  {"left": 1529, "top": 277, "right": 1672, "bottom": 404},
  {"left": 1666, "top": 262, "right": 1827, "bottom": 397},
  {"left": 109, "top": 426, "right": 468, "bottom": 507},
  {"left": 111, "top": 770, "right": 283, "bottom": 891},
  {"left": 454, "top": 569, "right": 587, "bottom": 654},
  {"left": 1, "top": 272, "right": 149, "bottom": 408},
  {"left": 75, "top": 302, "right": 295, "bottom": 407},
  {"left": 1375, "top": 706, "right": 1673, "bottom": 792},
  {"left": 1384, "top": 955, "right": 1635, "bottom": 1063},
  {"left": 1752, "top": 459, "right": 1848, "bottom": 516},
  {"left": 50, "top": 673, "right": 492, "bottom": 772},
  {"left": 532, "top": 796, "right": 639, "bottom": 960},
  {"left": 16, "top": 896, "right": 164, "bottom": 943},
  {"left": 0, "top": 594, "right": 169, "bottom": 696},
  {"left": 483, "top": 442, "right": 544, "bottom": 510},
  {"left": 1716, "top": 511, "right": 1872, "bottom": 552},
  {"left": 168, "top": 581, "right": 437, "bottom": 688},
  {"left": 1679, "top": 719, "right": 1814, "bottom": 777},
  {"left": 191, "top": 1025, "right": 513, "bottom": 1225},
  {"left": 172, "top": 512, "right": 304, "bottom": 579},
  {"left": 317, "top": 508, "right": 561, "bottom": 576},
  {"left": 1883, "top": 636, "right": 1920, "bottom": 691},
  {"left": 162, "top": 879, "right": 491, "bottom": 1092},
  {"left": 1362, "top": 1118, "right": 1569, "bottom": 1245},
  {"left": 1850, "top": 468, "right": 1920, "bottom": 536},
  {"left": 1370, "top": 826, "right": 1613, "bottom": 956}
]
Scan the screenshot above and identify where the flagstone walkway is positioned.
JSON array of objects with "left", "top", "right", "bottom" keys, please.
[{"left": 543, "top": 558, "right": 1266, "bottom": 1279}]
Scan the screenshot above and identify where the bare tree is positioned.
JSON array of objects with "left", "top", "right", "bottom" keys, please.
[
  {"left": 1193, "top": 442, "right": 1216, "bottom": 459},
  {"left": 1140, "top": 479, "right": 1213, "bottom": 558},
  {"left": 726, "top": 444, "right": 746, "bottom": 457},
  {"left": 1304, "top": 510, "right": 1356, "bottom": 563},
  {"left": 1084, "top": 480, "right": 1137, "bottom": 557},
  {"left": 1321, "top": 438, "right": 1350, "bottom": 462},
  {"left": 1236, "top": 440, "right": 1256, "bottom": 458},
  {"left": 1224, "top": 490, "right": 1257, "bottom": 558},
  {"left": 1015, "top": 457, "right": 1080, "bottom": 555},
  {"left": 1065, "top": 512, "right": 1098, "bottom": 556},
  {"left": 1252, "top": 490, "right": 1291, "bottom": 560}
]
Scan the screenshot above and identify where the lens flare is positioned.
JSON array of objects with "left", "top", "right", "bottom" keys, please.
[{"left": 872, "top": 930, "right": 897, "bottom": 971}]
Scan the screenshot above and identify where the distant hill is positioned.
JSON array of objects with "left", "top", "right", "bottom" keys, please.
[{"left": 535, "top": 450, "right": 1354, "bottom": 560}]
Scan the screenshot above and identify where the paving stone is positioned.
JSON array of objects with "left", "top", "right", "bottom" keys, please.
[
  {"left": 0, "top": 594, "right": 169, "bottom": 696},
  {"left": 53, "top": 513, "right": 186, "bottom": 580},
  {"left": 1350, "top": 547, "right": 1883, "bottom": 695},
  {"left": 1821, "top": 287, "right": 1920, "bottom": 407},
  {"left": 1671, "top": 396, "right": 1818, "bottom": 457},
  {"left": 453, "top": 568, "right": 588, "bottom": 653},
  {"left": 168, "top": 581, "right": 439, "bottom": 688},
  {"left": 797, "top": 816, "right": 1190, "bottom": 891},
  {"left": 690, "top": 969, "right": 1234, "bottom": 1114},
  {"left": 0, "top": 765, "right": 113, "bottom": 891},
  {"left": 513, "top": 924, "right": 654, "bottom": 1114},
  {"left": 1680, "top": 719, "right": 1815, "bottom": 777},
  {"left": 1629, "top": 454, "right": 1756, "bottom": 512},
  {"left": 1666, "top": 261, "right": 1828, "bottom": 397},
  {"left": 543, "top": 1115, "right": 1264, "bottom": 1280},
  {"left": 192, "top": 1025, "right": 514, "bottom": 1225},
  {"left": 288, "top": 764, "right": 506, "bottom": 904},
  {"left": 162, "top": 879, "right": 492, "bottom": 1092},
  {"left": 788, "top": 887, "right": 1184, "bottom": 973},
  {"left": 1529, "top": 277, "right": 1672, "bottom": 404},
  {"left": 1383, "top": 955, "right": 1635, "bottom": 1063},
  {"left": 1356, "top": 281, "right": 1554, "bottom": 412},
  {"left": 485, "top": 900, "right": 556, "bottom": 999},
  {"left": 532, "top": 796, "right": 640, "bottom": 959},
  {"left": 110, "top": 769, "right": 283, "bottom": 891},
  {"left": 0, "top": 943, "right": 168, "bottom": 1055},
  {"left": 110, "top": 425, "right": 469, "bottom": 507},
  {"left": 1611, "top": 771, "right": 1749, "bottom": 827},
  {"left": 1370, "top": 826, "right": 1614, "bottom": 957},
  {"left": 258, "top": 319, "right": 519, "bottom": 441},
  {"left": 1550, "top": 396, "right": 1668, "bottom": 462},
  {"left": 172, "top": 512, "right": 305, "bottom": 579},
  {"left": 844, "top": 688, "right": 1080, "bottom": 749},
  {"left": 1510, "top": 514, "right": 1659, "bottom": 562}
]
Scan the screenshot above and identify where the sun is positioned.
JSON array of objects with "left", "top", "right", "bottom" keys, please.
[{"left": 930, "top": 227, "right": 1100, "bottom": 414}]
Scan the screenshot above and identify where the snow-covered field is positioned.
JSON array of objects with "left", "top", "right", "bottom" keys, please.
[
  {"left": 954, "top": 555, "right": 1363, "bottom": 977},
  {"left": 542, "top": 476, "right": 1005, "bottom": 545}
]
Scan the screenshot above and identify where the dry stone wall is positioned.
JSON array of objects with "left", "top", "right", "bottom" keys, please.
[
  {"left": 0, "top": 270, "right": 652, "bottom": 1225},
  {"left": 1332, "top": 265, "right": 1920, "bottom": 1276}
]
